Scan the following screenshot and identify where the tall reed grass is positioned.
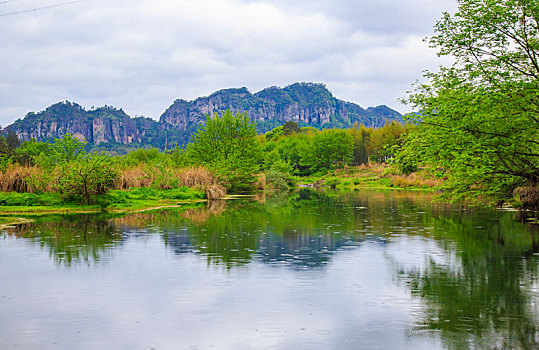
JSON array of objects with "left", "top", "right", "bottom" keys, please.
[
  {"left": 0, "top": 163, "right": 226, "bottom": 200},
  {"left": 0, "top": 165, "right": 40, "bottom": 193},
  {"left": 115, "top": 165, "right": 226, "bottom": 199}
]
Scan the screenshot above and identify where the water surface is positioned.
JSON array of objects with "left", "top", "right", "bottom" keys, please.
[{"left": 1, "top": 189, "right": 538, "bottom": 349}]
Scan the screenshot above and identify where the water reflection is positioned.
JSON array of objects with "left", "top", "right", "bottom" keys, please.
[
  {"left": 2, "top": 189, "right": 538, "bottom": 349},
  {"left": 395, "top": 211, "right": 539, "bottom": 349},
  {"left": 4, "top": 213, "right": 124, "bottom": 266}
]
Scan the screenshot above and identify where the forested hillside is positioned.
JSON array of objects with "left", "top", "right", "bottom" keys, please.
[{"left": 3, "top": 83, "right": 401, "bottom": 152}]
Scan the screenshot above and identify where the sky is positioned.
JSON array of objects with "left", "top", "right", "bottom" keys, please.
[{"left": 0, "top": 0, "right": 457, "bottom": 126}]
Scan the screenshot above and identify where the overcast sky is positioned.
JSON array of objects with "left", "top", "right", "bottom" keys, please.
[{"left": 0, "top": 0, "right": 456, "bottom": 126}]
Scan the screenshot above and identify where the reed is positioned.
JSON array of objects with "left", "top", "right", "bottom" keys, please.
[
  {"left": 0, "top": 164, "right": 39, "bottom": 193},
  {"left": 205, "top": 183, "right": 226, "bottom": 200},
  {"left": 117, "top": 165, "right": 153, "bottom": 189},
  {"left": 116, "top": 165, "right": 226, "bottom": 199},
  {"left": 175, "top": 166, "right": 214, "bottom": 187}
]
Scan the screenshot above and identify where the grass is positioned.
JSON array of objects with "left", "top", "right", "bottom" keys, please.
[
  {"left": 296, "top": 163, "right": 440, "bottom": 191},
  {"left": 0, "top": 186, "right": 207, "bottom": 215}
]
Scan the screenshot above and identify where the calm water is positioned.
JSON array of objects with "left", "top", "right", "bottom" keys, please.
[{"left": 1, "top": 189, "right": 538, "bottom": 350}]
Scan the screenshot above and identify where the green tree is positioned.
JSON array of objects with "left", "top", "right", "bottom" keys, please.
[
  {"left": 38, "top": 133, "right": 86, "bottom": 168},
  {"left": 282, "top": 121, "right": 299, "bottom": 135},
  {"left": 188, "top": 110, "right": 261, "bottom": 192},
  {"left": 15, "top": 139, "right": 51, "bottom": 166},
  {"left": 310, "top": 129, "right": 353, "bottom": 172},
  {"left": 401, "top": 0, "right": 539, "bottom": 201},
  {"left": 57, "top": 152, "right": 119, "bottom": 204}
]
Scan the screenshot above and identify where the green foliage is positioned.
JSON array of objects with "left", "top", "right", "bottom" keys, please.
[
  {"left": 395, "top": 145, "right": 419, "bottom": 175},
  {"left": 121, "top": 147, "right": 167, "bottom": 167},
  {"left": 170, "top": 146, "right": 192, "bottom": 168},
  {"left": 265, "top": 168, "right": 291, "bottom": 191},
  {"left": 188, "top": 110, "right": 261, "bottom": 192},
  {"left": 15, "top": 139, "right": 50, "bottom": 166},
  {"left": 107, "top": 186, "right": 205, "bottom": 203},
  {"left": 325, "top": 178, "right": 340, "bottom": 189},
  {"left": 265, "top": 126, "right": 385, "bottom": 176},
  {"left": 310, "top": 129, "right": 353, "bottom": 172},
  {"left": 0, "top": 154, "right": 12, "bottom": 172},
  {"left": 57, "top": 153, "right": 119, "bottom": 204},
  {"left": 0, "top": 132, "right": 19, "bottom": 170},
  {"left": 0, "top": 192, "right": 64, "bottom": 206},
  {"left": 282, "top": 121, "right": 299, "bottom": 135},
  {"left": 265, "top": 126, "right": 284, "bottom": 141},
  {"left": 401, "top": 0, "right": 539, "bottom": 201},
  {"left": 36, "top": 134, "right": 86, "bottom": 168}
]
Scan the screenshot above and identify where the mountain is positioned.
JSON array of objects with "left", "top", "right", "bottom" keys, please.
[
  {"left": 4, "top": 102, "right": 162, "bottom": 153},
  {"left": 4, "top": 83, "right": 402, "bottom": 152}
]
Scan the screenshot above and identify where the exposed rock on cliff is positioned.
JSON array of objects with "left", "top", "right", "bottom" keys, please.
[
  {"left": 5, "top": 83, "right": 402, "bottom": 152},
  {"left": 160, "top": 83, "right": 401, "bottom": 134}
]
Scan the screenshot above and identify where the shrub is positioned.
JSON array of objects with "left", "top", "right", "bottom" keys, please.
[
  {"left": 265, "top": 169, "right": 290, "bottom": 191},
  {"left": 325, "top": 178, "right": 340, "bottom": 189},
  {"left": 57, "top": 153, "right": 119, "bottom": 204}
]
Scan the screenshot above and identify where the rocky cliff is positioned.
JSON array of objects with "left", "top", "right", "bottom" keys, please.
[
  {"left": 6, "top": 102, "right": 160, "bottom": 150},
  {"left": 160, "top": 83, "right": 401, "bottom": 134},
  {"left": 5, "top": 83, "right": 402, "bottom": 152}
]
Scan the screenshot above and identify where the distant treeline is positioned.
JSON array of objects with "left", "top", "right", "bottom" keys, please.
[{"left": 260, "top": 120, "right": 410, "bottom": 176}]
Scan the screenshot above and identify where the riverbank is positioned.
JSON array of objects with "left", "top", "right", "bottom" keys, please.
[
  {"left": 0, "top": 164, "right": 437, "bottom": 220},
  {"left": 296, "top": 163, "right": 440, "bottom": 191},
  {"left": 0, "top": 187, "right": 208, "bottom": 224}
]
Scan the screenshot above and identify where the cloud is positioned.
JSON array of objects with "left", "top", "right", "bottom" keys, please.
[{"left": 0, "top": 0, "right": 456, "bottom": 126}]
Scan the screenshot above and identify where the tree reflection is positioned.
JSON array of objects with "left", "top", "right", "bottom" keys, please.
[
  {"left": 398, "top": 212, "right": 539, "bottom": 349},
  {"left": 5, "top": 214, "right": 124, "bottom": 266},
  {"left": 5, "top": 187, "right": 538, "bottom": 349}
]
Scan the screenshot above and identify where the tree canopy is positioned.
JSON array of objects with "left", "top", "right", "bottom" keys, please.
[
  {"left": 401, "top": 0, "right": 539, "bottom": 201},
  {"left": 188, "top": 110, "right": 261, "bottom": 191}
]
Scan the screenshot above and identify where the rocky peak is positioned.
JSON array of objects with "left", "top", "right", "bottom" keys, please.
[{"left": 4, "top": 83, "right": 403, "bottom": 152}]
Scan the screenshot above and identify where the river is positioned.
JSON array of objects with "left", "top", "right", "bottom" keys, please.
[{"left": 1, "top": 189, "right": 538, "bottom": 349}]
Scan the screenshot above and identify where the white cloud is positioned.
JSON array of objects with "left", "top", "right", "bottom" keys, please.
[{"left": 0, "top": 0, "right": 457, "bottom": 126}]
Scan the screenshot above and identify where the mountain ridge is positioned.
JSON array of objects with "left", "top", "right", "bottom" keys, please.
[{"left": 4, "top": 83, "right": 402, "bottom": 153}]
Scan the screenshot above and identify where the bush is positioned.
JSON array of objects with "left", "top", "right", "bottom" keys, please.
[
  {"left": 57, "top": 153, "right": 119, "bottom": 204},
  {"left": 265, "top": 169, "right": 290, "bottom": 191}
]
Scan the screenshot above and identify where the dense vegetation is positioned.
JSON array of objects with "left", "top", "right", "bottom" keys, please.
[
  {"left": 2, "top": 1, "right": 537, "bottom": 209},
  {"left": 399, "top": 0, "right": 539, "bottom": 208},
  {"left": 0, "top": 107, "right": 411, "bottom": 209}
]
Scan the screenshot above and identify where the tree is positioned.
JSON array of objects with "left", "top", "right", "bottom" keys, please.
[
  {"left": 57, "top": 152, "right": 118, "bottom": 204},
  {"left": 310, "top": 129, "right": 353, "bottom": 172},
  {"left": 15, "top": 139, "right": 51, "bottom": 166},
  {"left": 401, "top": 0, "right": 539, "bottom": 202},
  {"left": 282, "top": 121, "right": 299, "bottom": 135},
  {"left": 36, "top": 133, "right": 86, "bottom": 168},
  {"left": 188, "top": 110, "right": 261, "bottom": 192}
]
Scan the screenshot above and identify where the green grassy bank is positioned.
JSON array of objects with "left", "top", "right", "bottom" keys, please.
[{"left": 296, "top": 164, "right": 440, "bottom": 191}]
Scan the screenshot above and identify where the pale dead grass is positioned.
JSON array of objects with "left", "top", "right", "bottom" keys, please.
[{"left": 0, "top": 165, "right": 40, "bottom": 192}]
